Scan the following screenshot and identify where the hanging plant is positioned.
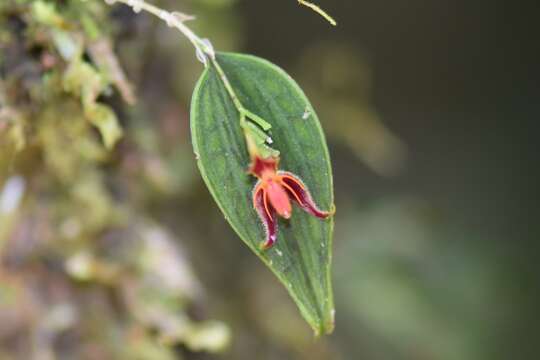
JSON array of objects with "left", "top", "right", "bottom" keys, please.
[{"left": 106, "top": 0, "right": 337, "bottom": 335}]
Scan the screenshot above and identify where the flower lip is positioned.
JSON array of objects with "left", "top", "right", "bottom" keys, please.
[{"left": 266, "top": 180, "right": 292, "bottom": 219}]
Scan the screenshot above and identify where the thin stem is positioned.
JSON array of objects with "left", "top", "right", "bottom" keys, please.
[
  {"left": 105, "top": 0, "right": 212, "bottom": 57},
  {"left": 104, "top": 0, "right": 249, "bottom": 113},
  {"left": 298, "top": 0, "right": 336, "bottom": 26},
  {"left": 103, "top": 0, "right": 276, "bottom": 156},
  {"left": 209, "top": 58, "right": 243, "bottom": 114}
]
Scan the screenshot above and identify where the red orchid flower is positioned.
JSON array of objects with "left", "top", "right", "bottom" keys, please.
[{"left": 250, "top": 155, "right": 332, "bottom": 249}]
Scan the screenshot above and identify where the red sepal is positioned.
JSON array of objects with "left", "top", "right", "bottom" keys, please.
[
  {"left": 253, "top": 181, "right": 278, "bottom": 249},
  {"left": 249, "top": 156, "right": 278, "bottom": 178},
  {"left": 279, "top": 171, "right": 331, "bottom": 219}
]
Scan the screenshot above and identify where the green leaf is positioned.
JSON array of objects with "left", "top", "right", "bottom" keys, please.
[
  {"left": 190, "top": 53, "right": 335, "bottom": 335},
  {"left": 63, "top": 59, "right": 122, "bottom": 149},
  {"left": 85, "top": 103, "right": 123, "bottom": 150},
  {"left": 31, "top": 1, "right": 65, "bottom": 28}
]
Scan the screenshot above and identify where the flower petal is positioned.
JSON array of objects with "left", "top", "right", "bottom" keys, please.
[
  {"left": 279, "top": 172, "right": 331, "bottom": 219},
  {"left": 253, "top": 181, "right": 278, "bottom": 249},
  {"left": 266, "top": 180, "right": 292, "bottom": 219}
]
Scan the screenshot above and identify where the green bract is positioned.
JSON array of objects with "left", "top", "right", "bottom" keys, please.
[{"left": 190, "top": 53, "right": 335, "bottom": 335}]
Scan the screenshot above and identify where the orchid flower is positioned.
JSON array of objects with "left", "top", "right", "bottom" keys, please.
[{"left": 249, "top": 155, "right": 332, "bottom": 249}]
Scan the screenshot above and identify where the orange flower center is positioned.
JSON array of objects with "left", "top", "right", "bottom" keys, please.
[{"left": 265, "top": 178, "right": 292, "bottom": 219}]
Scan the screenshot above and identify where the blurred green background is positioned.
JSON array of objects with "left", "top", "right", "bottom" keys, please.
[{"left": 1, "top": 0, "right": 539, "bottom": 359}]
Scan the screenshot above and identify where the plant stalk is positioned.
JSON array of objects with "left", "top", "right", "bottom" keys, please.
[{"left": 103, "top": 0, "right": 275, "bottom": 155}]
